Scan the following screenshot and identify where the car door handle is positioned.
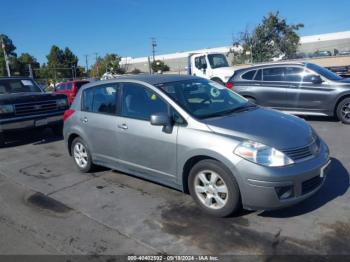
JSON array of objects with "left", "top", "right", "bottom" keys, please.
[
  {"left": 118, "top": 124, "right": 128, "bottom": 130},
  {"left": 80, "top": 117, "right": 88, "bottom": 123}
]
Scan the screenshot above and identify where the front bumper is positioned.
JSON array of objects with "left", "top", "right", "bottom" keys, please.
[
  {"left": 235, "top": 140, "right": 330, "bottom": 210},
  {"left": 0, "top": 111, "right": 65, "bottom": 133}
]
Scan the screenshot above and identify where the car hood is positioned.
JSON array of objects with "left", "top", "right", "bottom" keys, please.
[
  {"left": 0, "top": 92, "right": 67, "bottom": 105},
  {"left": 203, "top": 107, "right": 313, "bottom": 150}
]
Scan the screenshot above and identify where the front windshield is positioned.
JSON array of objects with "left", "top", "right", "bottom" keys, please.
[
  {"left": 156, "top": 79, "right": 250, "bottom": 119},
  {"left": 0, "top": 79, "right": 42, "bottom": 94},
  {"left": 306, "top": 63, "right": 342, "bottom": 81},
  {"left": 207, "top": 54, "right": 229, "bottom": 69}
]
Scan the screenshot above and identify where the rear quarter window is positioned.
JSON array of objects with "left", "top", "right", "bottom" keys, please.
[{"left": 241, "top": 70, "right": 256, "bottom": 80}]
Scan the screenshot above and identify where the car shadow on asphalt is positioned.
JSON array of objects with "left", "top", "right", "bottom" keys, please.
[
  {"left": 0, "top": 128, "right": 63, "bottom": 149},
  {"left": 259, "top": 157, "right": 349, "bottom": 218}
]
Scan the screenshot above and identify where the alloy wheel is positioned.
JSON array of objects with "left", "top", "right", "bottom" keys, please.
[
  {"left": 73, "top": 142, "right": 89, "bottom": 169},
  {"left": 194, "top": 170, "right": 228, "bottom": 209}
]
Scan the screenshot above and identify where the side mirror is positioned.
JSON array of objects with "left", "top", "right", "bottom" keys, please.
[
  {"left": 310, "top": 75, "right": 323, "bottom": 84},
  {"left": 150, "top": 112, "right": 173, "bottom": 133}
]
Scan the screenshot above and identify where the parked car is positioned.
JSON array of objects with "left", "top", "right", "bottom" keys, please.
[
  {"left": 226, "top": 62, "right": 350, "bottom": 124},
  {"left": 312, "top": 50, "right": 332, "bottom": 57},
  {"left": 0, "top": 77, "right": 69, "bottom": 146},
  {"left": 54, "top": 80, "right": 89, "bottom": 104},
  {"left": 63, "top": 75, "right": 330, "bottom": 217}
]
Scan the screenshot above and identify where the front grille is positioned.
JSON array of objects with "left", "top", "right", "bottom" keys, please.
[
  {"left": 302, "top": 175, "right": 323, "bottom": 195},
  {"left": 14, "top": 100, "right": 58, "bottom": 116},
  {"left": 282, "top": 138, "right": 320, "bottom": 162}
]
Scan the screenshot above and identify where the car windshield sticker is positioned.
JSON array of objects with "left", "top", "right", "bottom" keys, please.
[
  {"left": 210, "top": 87, "right": 221, "bottom": 98},
  {"left": 21, "top": 80, "right": 34, "bottom": 86}
]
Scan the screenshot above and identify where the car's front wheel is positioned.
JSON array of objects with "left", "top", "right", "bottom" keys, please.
[
  {"left": 71, "top": 137, "right": 95, "bottom": 172},
  {"left": 188, "top": 159, "right": 241, "bottom": 217},
  {"left": 337, "top": 98, "right": 350, "bottom": 124}
]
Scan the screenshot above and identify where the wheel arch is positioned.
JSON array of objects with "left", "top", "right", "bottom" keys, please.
[
  {"left": 334, "top": 93, "right": 350, "bottom": 117},
  {"left": 180, "top": 151, "right": 241, "bottom": 194}
]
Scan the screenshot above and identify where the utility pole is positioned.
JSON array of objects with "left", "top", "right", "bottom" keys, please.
[
  {"left": 94, "top": 52, "right": 99, "bottom": 77},
  {"left": 1, "top": 37, "right": 11, "bottom": 77},
  {"left": 28, "top": 64, "right": 33, "bottom": 78},
  {"left": 151, "top": 37, "right": 157, "bottom": 62},
  {"left": 84, "top": 54, "right": 89, "bottom": 76}
]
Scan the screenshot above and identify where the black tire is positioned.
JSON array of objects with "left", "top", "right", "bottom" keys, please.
[
  {"left": 71, "top": 137, "right": 95, "bottom": 173},
  {"left": 211, "top": 78, "right": 225, "bottom": 86},
  {"left": 336, "top": 97, "right": 350, "bottom": 124},
  {"left": 188, "top": 159, "right": 241, "bottom": 217}
]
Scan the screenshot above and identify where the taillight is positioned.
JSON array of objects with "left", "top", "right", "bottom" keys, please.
[
  {"left": 63, "top": 109, "right": 75, "bottom": 121},
  {"left": 225, "top": 82, "right": 233, "bottom": 89}
]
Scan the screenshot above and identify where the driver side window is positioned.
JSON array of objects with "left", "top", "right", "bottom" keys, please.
[{"left": 121, "top": 83, "right": 169, "bottom": 121}]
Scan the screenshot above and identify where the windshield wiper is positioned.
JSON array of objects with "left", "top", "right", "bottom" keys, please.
[{"left": 201, "top": 103, "right": 258, "bottom": 119}]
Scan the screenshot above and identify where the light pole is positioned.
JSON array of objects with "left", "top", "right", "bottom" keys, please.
[{"left": 1, "top": 37, "right": 11, "bottom": 77}]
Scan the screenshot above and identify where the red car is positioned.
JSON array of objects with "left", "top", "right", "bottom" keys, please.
[{"left": 54, "top": 80, "right": 89, "bottom": 104}]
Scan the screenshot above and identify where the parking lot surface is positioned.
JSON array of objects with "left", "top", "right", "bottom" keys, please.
[{"left": 0, "top": 117, "right": 349, "bottom": 255}]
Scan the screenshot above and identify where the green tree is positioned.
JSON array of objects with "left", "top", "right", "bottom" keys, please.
[
  {"left": 151, "top": 60, "right": 170, "bottom": 73},
  {"left": 46, "top": 45, "right": 81, "bottom": 80},
  {"left": 91, "top": 53, "right": 124, "bottom": 77},
  {"left": 15, "top": 53, "right": 40, "bottom": 77},
  {"left": 0, "top": 34, "right": 17, "bottom": 76},
  {"left": 46, "top": 45, "right": 64, "bottom": 80},
  {"left": 233, "top": 12, "right": 304, "bottom": 64}
]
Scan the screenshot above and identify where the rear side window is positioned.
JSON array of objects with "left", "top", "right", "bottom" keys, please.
[
  {"left": 241, "top": 70, "right": 256, "bottom": 80},
  {"left": 82, "top": 84, "right": 118, "bottom": 115},
  {"left": 56, "top": 83, "right": 66, "bottom": 91},
  {"left": 66, "top": 83, "right": 73, "bottom": 90},
  {"left": 82, "top": 88, "right": 94, "bottom": 112},
  {"left": 263, "top": 67, "right": 285, "bottom": 81},
  {"left": 254, "top": 69, "right": 262, "bottom": 80}
]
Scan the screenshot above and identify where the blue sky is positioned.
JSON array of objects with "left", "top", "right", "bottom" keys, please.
[{"left": 2, "top": 0, "right": 350, "bottom": 66}]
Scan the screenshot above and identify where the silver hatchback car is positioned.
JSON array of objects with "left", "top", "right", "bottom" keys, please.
[{"left": 63, "top": 75, "right": 331, "bottom": 217}]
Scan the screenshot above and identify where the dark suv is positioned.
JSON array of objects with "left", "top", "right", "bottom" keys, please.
[
  {"left": 226, "top": 62, "right": 350, "bottom": 124},
  {"left": 0, "top": 77, "right": 69, "bottom": 146}
]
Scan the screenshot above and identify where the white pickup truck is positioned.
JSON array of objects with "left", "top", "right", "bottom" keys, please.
[{"left": 188, "top": 53, "right": 235, "bottom": 85}]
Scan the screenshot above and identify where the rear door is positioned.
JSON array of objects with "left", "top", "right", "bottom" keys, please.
[
  {"left": 259, "top": 67, "right": 290, "bottom": 108},
  {"left": 79, "top": 83, "right": 119, "bottom": 164}
]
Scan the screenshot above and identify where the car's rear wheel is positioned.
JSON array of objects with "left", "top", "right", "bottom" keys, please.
[
  {"left": 337, "top": 97, "right": 350, "bottom": 124},
  {"left": 71, "top": 137, "right": 95, "bottom": 172},
  {"left": 188, "top": 159, "right": 241, "bottom": 217}
]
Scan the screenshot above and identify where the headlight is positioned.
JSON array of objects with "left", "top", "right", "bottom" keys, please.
[
  {"left": 56, "top": 98, "right": 68, "bottom": 108},
  {"left": 0, "top": 104, "right": 14, "bottom": 114},
  {"left": 234, "top": 140, "right": 294, "bottom": 167}
]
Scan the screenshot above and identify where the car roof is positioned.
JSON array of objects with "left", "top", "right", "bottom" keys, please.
[{"left": 85, "top": 74, "right": 202, "bottom": 88}]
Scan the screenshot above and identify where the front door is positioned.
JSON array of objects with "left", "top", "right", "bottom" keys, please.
[{"left": 116, "top": 82, "right": 178, "bottom": 182}]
